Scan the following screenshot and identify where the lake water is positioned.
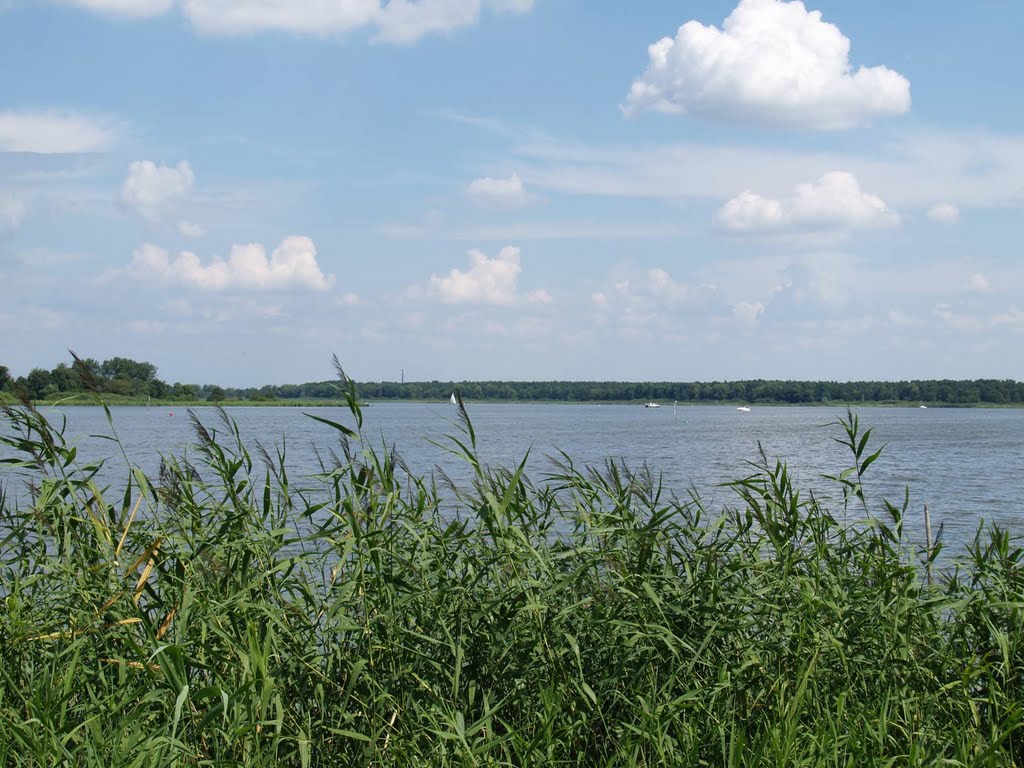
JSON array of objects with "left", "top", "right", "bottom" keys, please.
[{"left": 2, "top": 403, "right": 1022, "bottom": 554}]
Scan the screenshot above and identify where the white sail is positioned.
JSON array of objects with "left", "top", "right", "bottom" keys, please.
[{"left": 450, "top": 393, "right": 457, "bottom": 405}]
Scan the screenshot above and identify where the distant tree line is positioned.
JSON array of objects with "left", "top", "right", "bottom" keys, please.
[
  {"left": 3, "top": 357, "right": 1023, "bottom": 405},
  {"left": 222, "top": 377, "right": 1024, "bottom": 405}
]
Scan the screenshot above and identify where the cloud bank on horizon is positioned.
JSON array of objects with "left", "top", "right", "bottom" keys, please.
[{"left": 2, "top": 0, "right": 1021, "bottom": 385}]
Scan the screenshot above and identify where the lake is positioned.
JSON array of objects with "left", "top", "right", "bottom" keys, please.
[{"left": 2, "top": 403, "right": 1022, "bottom": 554}]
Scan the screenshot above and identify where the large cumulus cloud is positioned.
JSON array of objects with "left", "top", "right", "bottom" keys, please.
[{"left": 623, "top": 0, "right": 910, "bottom": 130}]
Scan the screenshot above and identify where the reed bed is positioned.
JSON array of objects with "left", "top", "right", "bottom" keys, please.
[{"left": 1, "top": 376, "right": 1022, "bottom": 767}]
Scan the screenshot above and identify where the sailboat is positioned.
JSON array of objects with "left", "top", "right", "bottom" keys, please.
[{"left": 450, "top": 393, "right": 457, "bottom": 405}]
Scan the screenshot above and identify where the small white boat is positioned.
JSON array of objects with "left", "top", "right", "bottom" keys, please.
[
  {"left": 736, "top": 406, "right": 751, "bottom": 412},
  {"left": 644, "top": 402, "right": 660, "bottom": 408},
  {"left": 919, "top": 404, "right": 928, "bottom": 409},
  {"left": 450, "top": 393, "right": 457, "bottom": 404}
]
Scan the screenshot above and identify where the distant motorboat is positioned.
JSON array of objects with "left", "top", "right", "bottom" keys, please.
[
  {"left": 919, "top": 404, "right": 928, "bottom": 409},
  {"left": 644, "top": 402, "right": 660, "bottom": 408},
  {"left": 736, "top": 406, "right": 751, "bottom": 412}
]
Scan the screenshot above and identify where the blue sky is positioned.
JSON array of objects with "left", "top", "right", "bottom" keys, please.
[{"left": 1, "top": 0, "right": 1022, "bottom": 386}]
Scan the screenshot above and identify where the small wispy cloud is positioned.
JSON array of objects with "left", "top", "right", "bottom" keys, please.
[
  {"left": 967, "top": 273, "right": 990, "bottom": 293},
  {"left": 0, "top": 109, "right": 119, "bottom": 153},
  {"left": 0, "top": 193, "right": 26, "bottom": 234},
  {"left": 732, "top": 300, "right": 766, "bottom": 325},
  {"left": 467, "top": 172, "right": 529, "bottom": 206},
  {"left": 177, "top": 219, "right": 205, "bottom": 238},
  {"left": 122, "top": 160, "right": 194, "bottom": 222},
  {"left": 926, "top": 202, "right": 960, "bottom": 224},
  {"left": 53, "top": 0, "right": 536, "bottom": 43}
]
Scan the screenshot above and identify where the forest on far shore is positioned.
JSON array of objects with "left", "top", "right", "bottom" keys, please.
[{"left": 3, "top": 356, "right": 1024, "bottom": 406}]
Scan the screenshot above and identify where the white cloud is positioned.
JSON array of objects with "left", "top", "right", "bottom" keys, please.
[
  {"left": 934, "top": 304, "right": 1024, "bottom": 331},
  {"left": 588, "top": 267, "right": 721, "bottom": 336},
  {"left": 0, "top": 194, "right": 26, "bottom": 233},
  {"left": 647, "top": 268, "right": 689, "bottom": 302},
  {"left": 178, "top": 219, "right": 205, "bottom": 237},
  {"left": 0, "top": 109, "right": 118, "bottom": 153},
  {"left": 967, "top": 273, "right": 990, "bottom": 292},
  {"left": 127, "top": 236, "right": 334, "bottom": 291},
  {"left": 375, "top": 0, "right": 479, "bottom": 42},
  {"left": 467, "top": 172, "right": 528, "bottom": 205},
  {"left": 375, "top": 0, "right": 534, "bottom": 43},
  {"left": 491, "top": 0, "right": 533, "bottom": 9},
  {"left": 55, "top": 0, "right": 174, "bottom": 16},
  {"left": 122, "top": 160, "right": 195, "bottom": 222},
  {"left": 258, "top": 304, "right": 284, "bottom": 319},
  {"left": 762, "top": 257, "right": 850, "bottom": 318},
  {"left": 926, "top": 202, "right": 960, "bottom": 224},
  {"left": 932, "top": 304, "right": 983, "bottom": 332},
  {"left": 338, "top": 291, "right": 362, "bottom": 306},
  {"left": 790, "top": 172, "right": 899, "bottom": 228},
  {"left": 716, "top": 171, "right": 899, "bottom": 233},
  {"left": 715, "top": 191, "right": 784, "bottom": 232},
  {"left": 181, "top": 0, "right": 379, "bottom": 35},
  {"left": 54, "top": 0, "right": 534, "bottom": 42},
  {"left": 517, "top": 129, "right": 1024, "bottom": 210},
  {"left": 426, "top": 245, "right": 551, "bottom": 305},
  {"left": 624, "top": 0, "right": 910, "bottom": 129},
  {"left": 992, "top": 307, "right": 1024, "bottom": 328},
  {"left": 732, "top": 300, "right": 765, "bottom": 324}
]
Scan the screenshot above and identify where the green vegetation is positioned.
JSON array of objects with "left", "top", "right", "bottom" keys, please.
[
  {"left": 3, "top": 354, "right": 1024, "bottom": 406},
  {"left": 1, "top": 355, "right": 196, "bottom": 403},
  {"left": 1, "top": 372, "right": 1023, "bottom": 766},
  {"left": 0, "top": 391, "right": 347, "bottom": 409},
  {"left": 354, "top": 378, "right": 1024, "bottom": 405}
]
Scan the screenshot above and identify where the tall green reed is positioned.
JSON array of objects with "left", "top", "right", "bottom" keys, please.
[{"left": 1, "top": 371, "right": 1022, "bottom": 766}]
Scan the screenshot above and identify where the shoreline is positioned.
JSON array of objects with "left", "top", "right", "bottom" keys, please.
[{"left": 6, "top": 393, "right": 1024, "bottom": 409}]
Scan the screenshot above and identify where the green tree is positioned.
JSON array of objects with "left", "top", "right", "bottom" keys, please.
[
  {"left": 100, "top": 357, "right": 158, "bottom": 395},
  {"left": 49, "top": 363, "right": 79, "bottom": 392},
  {"left": 208, "top": 386, "right": 226, "bottom": 402},
  {"left": 22, "top": 368, "right": 53, "bottom": 400},
  {"left": 170, "top": 383, "right": 197, "bottom": 400}
]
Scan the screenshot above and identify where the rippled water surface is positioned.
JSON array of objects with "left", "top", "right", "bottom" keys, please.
[{"left": 3, "top": 403, "right": 1022, "bottom": 552}]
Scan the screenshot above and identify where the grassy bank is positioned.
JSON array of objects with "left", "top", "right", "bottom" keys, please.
[{"left": 1, "top": 384, "right": 1022, "bottom": 766}]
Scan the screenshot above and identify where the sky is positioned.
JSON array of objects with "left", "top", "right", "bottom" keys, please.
[{"left": 1, "top": 0, "right": 1022, "bottom": 386}]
